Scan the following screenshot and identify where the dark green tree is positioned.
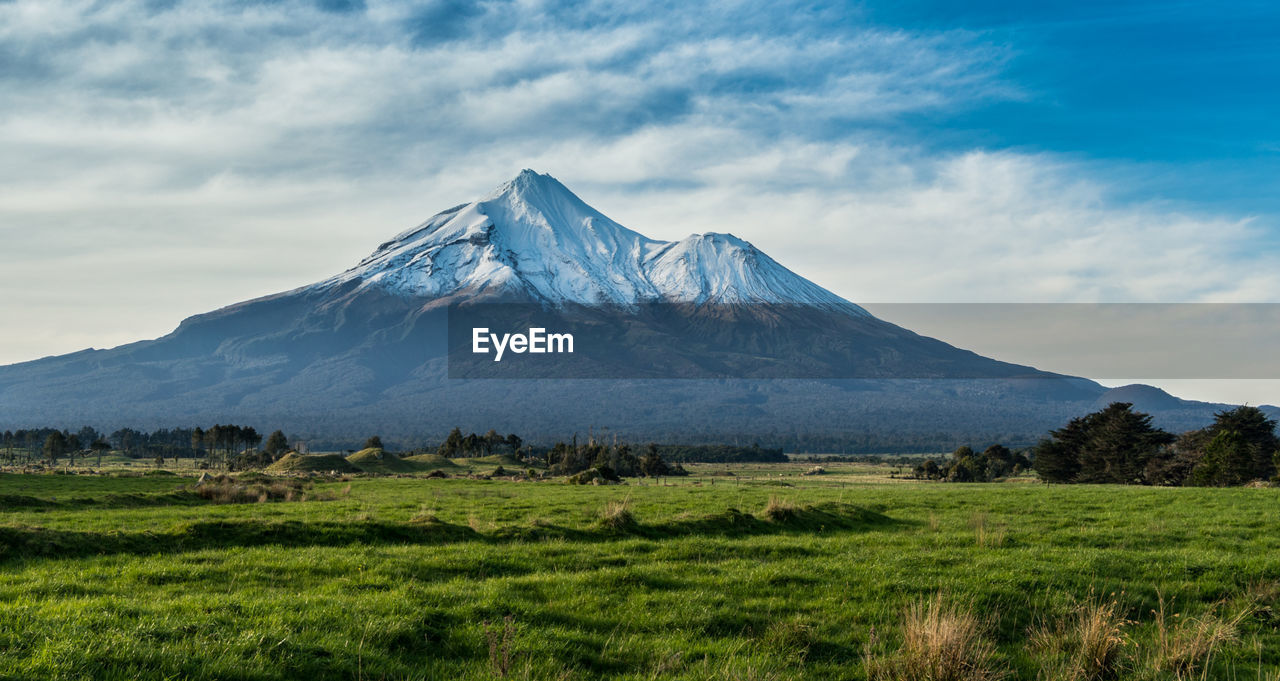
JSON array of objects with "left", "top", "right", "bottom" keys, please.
[
  {"left": 945, "top": 447, "right": 979, "bottom": 482},
  {"left": 1076, "top": 403, "right": 1173, "bottom": 484},
  {"left": 191, "top": 427, "right": 205, "bottom": 459},
  {"left": 1205, "top": 406, "right": 1278, "bottom": 480},
  {"left": 66, "top": 434, "right": 82, "bottom": 467},
  {"left": 1145, "top": 429, "right": 1210, "bottom": 486},
  {"left": 482, "top": 430, "right": 503, "bottom": 456},
  {"left": 1189, "top": 430, "right": 1254, "bottom": 487},
  {"left": 640, "top": 444, "right": 670, "bottom": 477},
  {"left": 438, "top": 428, "right": 464, "bottom": 457},
  {"left": 43, "top": 431, "right": 67, "bottom": 464},
  {"left": 75, "top": 426, "right": 100, "bottom": 450},
  {"left": 240, "top": 427, "right": 262, "bottom": 453},
  {"left": 90, "top": 438, "right": 111, "bottom": 468},
  {"left": 264, "top": 430, "right": 289, "bottom": 457},
  {"left": 913, "top": 459, "right": 942, "bottom": 480},
  {"left": 1035, "top": 403, "right": 1173, "bottom": 484},
  {"left": 364, "top": 435, "right": 384, "bottom": 450},
  {"left": 1032, "top": 410, "right": 1099, "bottom": 484}
]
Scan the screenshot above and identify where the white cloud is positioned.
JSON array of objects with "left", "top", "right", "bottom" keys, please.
[{"left": 0, "top": 0, "right": 1276, "bottom": 389}]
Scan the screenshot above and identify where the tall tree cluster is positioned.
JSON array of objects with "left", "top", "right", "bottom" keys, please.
[
  {"left": 436, "top": 428, "right": 524, "bottom": 458},
  {"left": 1034, "top": 403, "right": 1279, "bottom": 486},
  {"left": 913, "top": 444, "right": 1030, "bottom": 482}
]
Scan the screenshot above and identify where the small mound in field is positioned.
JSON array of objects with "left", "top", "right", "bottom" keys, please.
[
  {"left": 567, "top": 467, "right": 621, "bottom": 485},
  {"left": 346, "top": 448, "right": 419, "bottom": 474},
  {"left": 402, "top": 453, "right": 464, "bottom": 469},
  {"left": 461, "top": 454, "right": 524, "bottom": 468},
  {"left": 266, "top": 453, "right": 357, "bottom": 473},
  {"left": 345, "top": 448, "right": 384, "bottom": 465}
]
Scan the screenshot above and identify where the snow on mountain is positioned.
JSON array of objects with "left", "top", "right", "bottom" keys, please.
[{"left": 320, "top": 169, "right": 867, "bottom": 314}]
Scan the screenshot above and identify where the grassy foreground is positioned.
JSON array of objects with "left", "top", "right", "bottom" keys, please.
[{"left": 1, "top": 466, "right": 1278, "bottom": 680}]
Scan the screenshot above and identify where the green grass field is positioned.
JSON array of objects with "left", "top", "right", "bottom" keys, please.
[{"left": 1, "top": 465, "right": 1278, "bottom": 680}]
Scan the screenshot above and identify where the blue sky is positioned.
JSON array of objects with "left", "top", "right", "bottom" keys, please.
[
  {"left": 860, "top": 0, "right": 1280, "bottom": 209},
  {"left": 1, "top": 0, "right": 1279, "bottom": 400}
]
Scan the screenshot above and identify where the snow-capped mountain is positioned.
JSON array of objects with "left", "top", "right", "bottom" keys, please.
[
  {"left": 0, "top": 169, "right": 1247, "bottom": 448},
  {"left": 321, "top": 170, "right": 865, "bottom": 313}
]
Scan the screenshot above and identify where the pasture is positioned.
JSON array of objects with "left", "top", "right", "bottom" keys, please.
[{"left": 0, "top": 464, "right": 1277, "bottom": 680}]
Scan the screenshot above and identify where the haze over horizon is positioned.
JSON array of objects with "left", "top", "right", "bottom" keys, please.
[{"left": 3, "top": 0, "right": 1279, "bottom": 405}]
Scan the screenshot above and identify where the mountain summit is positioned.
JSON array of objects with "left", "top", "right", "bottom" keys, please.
[{"left": 319, "top": 170, "right": 864, "bottom": 312}]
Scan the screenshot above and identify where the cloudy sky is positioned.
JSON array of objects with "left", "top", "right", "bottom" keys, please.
[{"left": 3, "top": 0, "right": 1279, "bottom": 401}]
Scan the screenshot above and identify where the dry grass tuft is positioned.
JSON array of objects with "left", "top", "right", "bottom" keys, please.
[
  {"left": 760, "top": 616, "right": 814, "bottom": 660},
  {"left": 599, "top": 500, "right": 638, "bottom": 531},
  {"left": 1148, "top": 595, "right": 1251, "bottom": 679},
  {"left": 970, "top": 512, "right": 1007, "bottom": 548},
  {"left": 193, "top": 476, "right": 309, "bottom": 504},
  {"left": 866, "top": 594, "right": 1008, "bottom": 681},
  {"left": 1030, "top": 591, "right": 1130, "bottom": 680},
  {"left": 763, "top": 496, "right": 797, "bottom": 522}
]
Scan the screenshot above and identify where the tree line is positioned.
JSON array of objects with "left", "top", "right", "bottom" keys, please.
[
  {"left": 2, "top": 422, "right": 715, "bottom": 478},
  {"left": 911, "top": 402, "right": 1280, "bottom": 487},
  {"left": 4, "top": 421, "right": 692, "bottom": 480},
  {"left": 541, "top": 438, "right": 687, "bottom": 478},
  {"left": 1, "top": 424, "right": 294, "bottom": 469},
  {"left": 431, "top": 428, "right": 523, "bottom": 458},
  {"left": 3, "top": 427, "right": 112, "bottom": 467},
  {"left": 424, "top": 429, "right": 689, "bottom": 478}
]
